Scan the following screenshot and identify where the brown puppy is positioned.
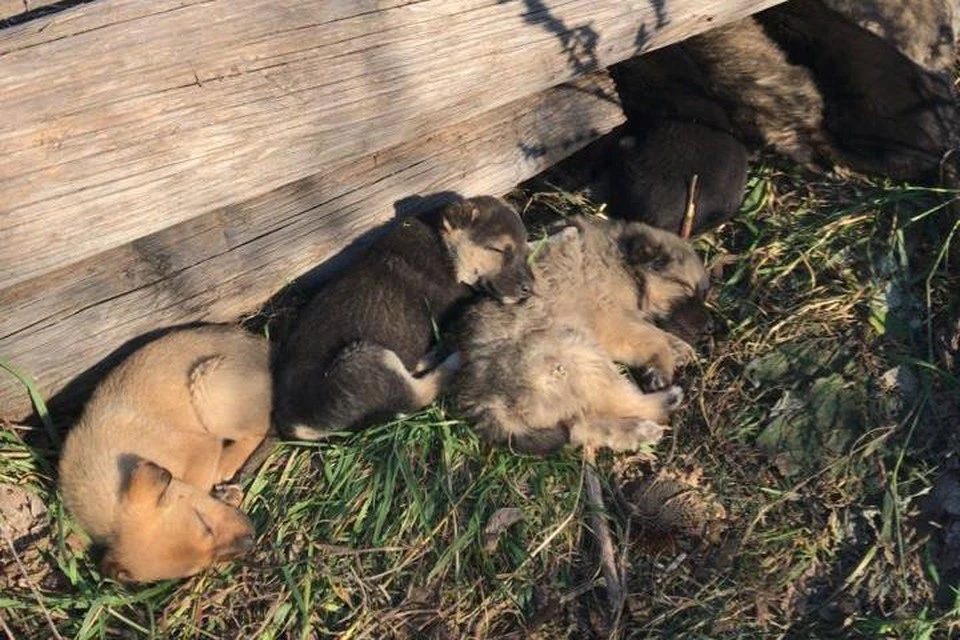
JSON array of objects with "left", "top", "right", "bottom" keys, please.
[
  {"left": 452, "top": 216, "right": 708, "bottom": 455},
  {"left": 59, "top": 324, "right": 271, "bottom": 582}
]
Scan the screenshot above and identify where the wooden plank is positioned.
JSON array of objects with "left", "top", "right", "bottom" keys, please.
[
  {"left": 0, "top": 72, "right": 624, "bottom": 419},
  {"left": 0, "top": 0, "right": 72, "bottom": 24},
  {"left": 0, "top": 0, "right": 784, "bottom": 290},
  {"left": 0, "top": 0, "right": 26, "bottom": 21}
]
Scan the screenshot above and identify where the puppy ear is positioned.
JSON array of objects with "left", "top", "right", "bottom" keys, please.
[
  {"left": 100, "top": 552, "right": 133, "bottom": 582},
  {"left": 441, "top": 200, "right": 480, "bottom": 233},
  {"left": 123, "top": 459, "right": 173, "bottom": 504},
  {"left": 619, "top": 231, "right": 661, "bottom": 267}
]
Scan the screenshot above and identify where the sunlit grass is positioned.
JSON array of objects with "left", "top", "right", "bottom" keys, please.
[{"left": 2, "top": 164, "right": 959, "bottom": 638}]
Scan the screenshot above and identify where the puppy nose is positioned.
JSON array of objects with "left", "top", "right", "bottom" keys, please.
[
  {"left": 233, "top": 533, "right": 255, "bottom": 553},
  {"left": 520, "top": 282, "right": 533, "bottom": 298},
  {"left": 704, "top": 315, "right": 716, "bottom": 335}
]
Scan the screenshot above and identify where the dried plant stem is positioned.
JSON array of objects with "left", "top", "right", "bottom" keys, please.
[
  {"left": 583, "top": 446, "right": 624, "bottom": 623},
  {"left": 680, "top": 173, "right": 700, "bottom": 240}
]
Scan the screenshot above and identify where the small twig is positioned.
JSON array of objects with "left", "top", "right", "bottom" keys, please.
[
  {"left": 2, "top": 533, "right": 64, "bottom": 640},
  {"left": 582, "top": 446, "right": 624, "bottom": 625},
  {"left": 680, "top": 173, "right": 700, "bottom": 240}
]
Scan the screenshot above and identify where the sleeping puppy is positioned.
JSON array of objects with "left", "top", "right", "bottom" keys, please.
[
  {"left": 451, "top": 216, "right": 709, "bottom": 455},
  {"left": 607, "top": 0, "right": 960, "bottom": 234},
  {"left": 607, "top": 45, "right": 750, "bottom": 236},
  {"left": 755, "top": 0, "right": 960, "bottom": 182},
  {"left": 58, "top": 324, "right": 272, "bottom": 582},
  {"left": 273, "top": 196, "right": 534, "bottom": 440}
]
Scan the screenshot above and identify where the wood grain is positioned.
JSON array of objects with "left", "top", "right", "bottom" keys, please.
[
  {"left": 0, "top": 72, "right": 624, "bottom": 419},
  {"left": 0, "top": 0, "right": 784, "bottom": 290}
]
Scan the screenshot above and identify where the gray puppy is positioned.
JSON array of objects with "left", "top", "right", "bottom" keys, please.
[{"left": 452, "top": 216, "right": 709, "bottom": 455}]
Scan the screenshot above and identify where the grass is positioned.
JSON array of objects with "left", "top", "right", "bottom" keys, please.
[{"left": 2, "top": 160, "right": 960, "bottom": 638}]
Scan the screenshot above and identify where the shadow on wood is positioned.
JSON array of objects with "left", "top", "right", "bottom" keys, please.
[
  {"left": 0, "top": 0, "right": 787, "bottom": 419},
  {"left": 1, "top": 72, "right": 626, "bottom": 419},
  {"left": 29, "top": 191, "right": 465, "bottom": 461}
]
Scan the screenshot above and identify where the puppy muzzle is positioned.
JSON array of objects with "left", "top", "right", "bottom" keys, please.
[{"left": 216, "top": 532, "right": 256, "bottom": 560}]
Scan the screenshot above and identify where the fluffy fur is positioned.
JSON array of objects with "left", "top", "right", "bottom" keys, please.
[
  {"left": 273, "top": 196, "right": 534, "bottom": 440},
  {"left": 756, "top": 0, "right": 960, "bottom": 181},
  {"left": 58, "top": 324, "right": 271, "bottom": 582},
  {"left": 682, "top": 14, "right": 831, "bottom": 166},
  {"left": 451, "top": 216, "right": 709, "bottom": 455},
  {"left": 607, "top": 0, "right": 960, "bottom": 233},
  {"left": 607, "top": 46, "right": 750, "bottom": 236}
]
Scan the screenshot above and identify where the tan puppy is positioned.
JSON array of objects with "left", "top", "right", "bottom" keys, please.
[
  {"left": 452, "top": 216, "right": 708, "bottom": 455},
  {"left": 59, "top": 324, "right": 271, "bottom": 582}
]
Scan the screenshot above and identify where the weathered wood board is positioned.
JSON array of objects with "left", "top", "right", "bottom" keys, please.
[
  {"left": 0, "top": 0, "right": 785, "bottom": 419},
  {"left": 0, "top": 0, "right": 782, "bottom": 290}
]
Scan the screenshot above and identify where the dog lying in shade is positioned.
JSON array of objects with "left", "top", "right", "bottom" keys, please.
[
  {"left": 451, "top": 216, "right": 710, "bottom": 455},
  {"left": 607, "top": 0, "right": 960, "bottom": 235},
  {"left": 273, "top": 196, "right": 535, "bottom": 440},
  {"left": 59, "top": 324, "right": 272, "bottom": 582}
]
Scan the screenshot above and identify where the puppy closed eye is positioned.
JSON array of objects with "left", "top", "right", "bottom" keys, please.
[
  {"left": 485, "top": 245, "right": 514, "bottom": 260},
  {"left": 194, "top": 508, "right": 214, "bottom": 537}
]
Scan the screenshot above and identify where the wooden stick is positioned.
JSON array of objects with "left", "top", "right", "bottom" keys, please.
[
  {"left": 583, "top": 446, "right": 624, "bottom": 622},
  {"left": 680, "top": 173, "right": 700, "bottom": 240}
]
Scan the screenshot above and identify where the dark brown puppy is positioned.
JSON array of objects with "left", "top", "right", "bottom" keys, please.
[
  {"left": 274, "top": 196, "right": 534, "bottom": 440},
  {"left": 452, "top": 216, "right": 709, "bottom": 455},
  {"left": 756, "top": 0, "right": 960, "bottom": 182},
  {"left": 607, "top": 0, "right": 960, "bottom": 234},
  {"left": 608, "top": 46, "right": 749, "bottom": 236}
]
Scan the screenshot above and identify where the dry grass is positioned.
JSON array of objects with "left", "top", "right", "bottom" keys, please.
[{"left": 2, "top": 158, "right": 960, "bottom": 638}]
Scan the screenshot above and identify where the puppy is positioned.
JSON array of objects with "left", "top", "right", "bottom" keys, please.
[
  {"left": 58, "top": 324, "right": 272, "bottom": 582},
  {"left": 608, "top": 46, "right": 749, "bottom": 235},
  {"left": 756, "top": 0, "right": 960, "bottom": 182},
  {"left": 821, "top": 0, "right": 958, "bottom": 78},
  {"left": 273, "top": 196, "right": 534, "bottom": 440},
  {"left": 607, "top": 0, "right": 960, "bottom": 235},
  {"left": 452, "top": 216, "right": 709, "bottom": 455}
]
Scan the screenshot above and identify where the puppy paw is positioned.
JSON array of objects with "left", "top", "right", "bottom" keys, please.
[
  {"left": 604, "top": 419, "right": 669, "bottom": 451},
  {"left": 286, "top": 423, "right": 330, "bottom": 441},
  {"left": 212, "top": 482, "right": 244, "bottom": 507},
  {"left": 630, "top": 419, "right": 669, "bottom": 446},
  {"left": 639, "top": 366, "right": 670, "bottom": 392},
  {"left": 664, "top": 385, "right": 684, "bottom": 411},
  {"left": 669, "top": 335, "right": 697, "bottom": 367},
  {"left": 573, "top": 417, "right": 668, "bottom": 451}
]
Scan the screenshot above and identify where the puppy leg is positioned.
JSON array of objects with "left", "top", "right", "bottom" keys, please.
[
  {"left": 569, "top": 367, "right": 682, "bottom": 450},
  {"left": 595, "top": 316, "right": 693, "bottom": 389},
  {"left": 590, "top": 373, "right": 684, "bottom": 425},
  {"left": 408, "top": 351, "right": 462, "bottom": 405},
  {"left": 412, "top": 348, "right": 443, "bottom": 375},
  {"left": 174, "top": 440, "right": 264, "bottom": 491},
  {"left": 187, "top": 352, "right": 272, "bottom": 484},
  {"left": 214, "top": 435, "right": 269, "bottom": 484},
  {"left": 569, "top": 417, "right": 668, "bottom": 452}
]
